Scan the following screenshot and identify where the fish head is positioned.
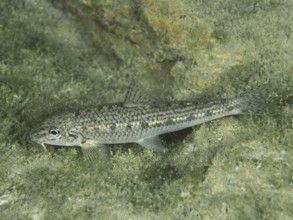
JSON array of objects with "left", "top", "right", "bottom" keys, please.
[{"left": 30, "top": 112, "right": 82, "bottom": 149}]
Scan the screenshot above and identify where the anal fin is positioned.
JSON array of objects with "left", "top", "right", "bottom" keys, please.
[{"left": 136, "top": 136, "right": 166, "bottom": 152}]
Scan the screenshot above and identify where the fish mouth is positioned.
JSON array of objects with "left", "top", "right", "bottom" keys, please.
[
  {"left": 40, "top": 142, "right": 47, "bottom": 151},
  {"left": 32, "top": 139, "right": 47, "bottom": 151},
  {"left": 29, "top": 129, "right": 47, "bottom": 151}
]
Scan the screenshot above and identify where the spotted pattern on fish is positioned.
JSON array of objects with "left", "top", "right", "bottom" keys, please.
[{"left": 30, "top": 81, "right": 276, "bottom": 159}]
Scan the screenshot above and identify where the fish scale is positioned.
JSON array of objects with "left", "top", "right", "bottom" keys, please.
[
  {"left": 30, "top": 81, "right": 276, "bottom": 159},
  {"left": 76, "top": 102, "right": 230, "bottom": 138}
]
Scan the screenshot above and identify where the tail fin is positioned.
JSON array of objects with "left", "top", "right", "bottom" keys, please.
[{"left": 236, "top": 85, "right": 279, "bottom": 115}]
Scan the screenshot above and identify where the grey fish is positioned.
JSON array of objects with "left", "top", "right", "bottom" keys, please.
[{"left": 30, "top": 81, "right": 275, "bottom": 159}]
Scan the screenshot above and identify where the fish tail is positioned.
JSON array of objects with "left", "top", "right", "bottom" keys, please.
[{"left": 236, "top": 85, "right": 279, "bottom": 115}]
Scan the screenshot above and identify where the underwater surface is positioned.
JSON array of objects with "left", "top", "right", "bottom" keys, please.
[{"left": 0, "top": 0, "right": 292, "bottom": 219}]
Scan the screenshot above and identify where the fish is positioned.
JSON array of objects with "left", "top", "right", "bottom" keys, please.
[{"left": 30, "top": 81, "right": 276, "bottom": 159}]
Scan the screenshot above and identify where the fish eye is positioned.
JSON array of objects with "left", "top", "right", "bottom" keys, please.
[{"left": 49, "top": 128, "right": 60, "bottom": 136}]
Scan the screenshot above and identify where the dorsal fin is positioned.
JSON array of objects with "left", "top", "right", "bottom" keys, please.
[{"left": 124, "top": 80, "right": 158, "bottom": 107}]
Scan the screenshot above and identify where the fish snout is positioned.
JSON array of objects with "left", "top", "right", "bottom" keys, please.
[
  {"left": 29, "top": 128, "right": 39, "bottom": 141},
  {"left": 29, "top": 127, "right": 47, "bottom": 150}
]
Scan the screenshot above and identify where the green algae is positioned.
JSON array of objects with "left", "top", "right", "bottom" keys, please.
[{"left": 0, "top": 0, "right": 292, "bottom": 219}]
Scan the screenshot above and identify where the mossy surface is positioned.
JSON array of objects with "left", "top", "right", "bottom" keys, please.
[{"left": 0, "top": 0, "right": 292, "bottom": 219}]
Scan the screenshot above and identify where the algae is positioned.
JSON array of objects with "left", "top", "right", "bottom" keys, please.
[{"left": 0, "top": 0, "right": 292, "bottom": 219}]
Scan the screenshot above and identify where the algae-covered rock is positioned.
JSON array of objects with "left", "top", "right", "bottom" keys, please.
[{"left": 54, "top": 0, "right": 244, "bottom": 91}]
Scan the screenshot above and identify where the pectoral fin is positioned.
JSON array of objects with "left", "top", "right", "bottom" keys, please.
[
  {"left": 80, "top": 140, "right": 108, "bottom": 160},
  {"left": 136, "top": 136, "right": 165, "bottom": 152}
]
